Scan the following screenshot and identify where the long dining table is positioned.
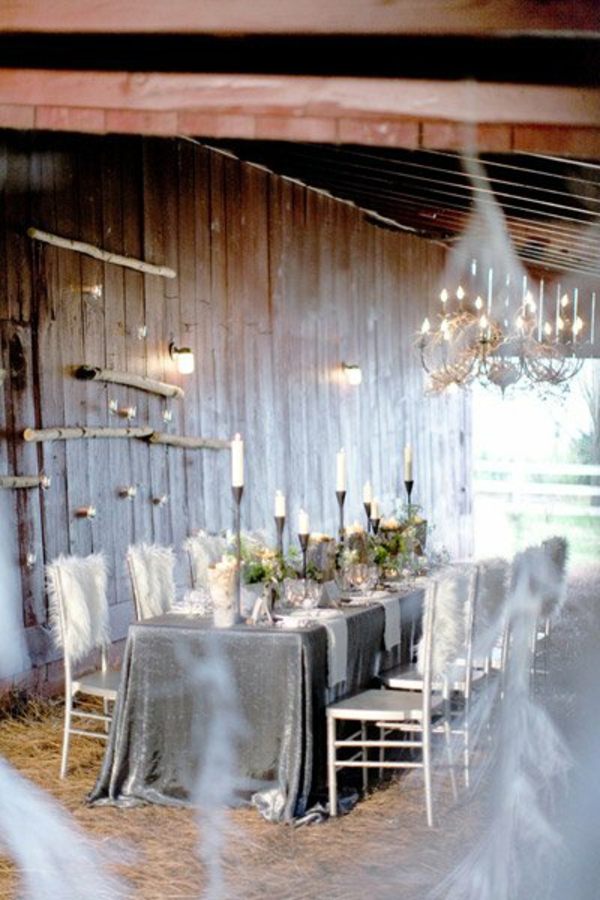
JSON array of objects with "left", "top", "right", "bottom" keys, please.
[{"left": 89, "top": 584, "right": 424, "bottom": 822}]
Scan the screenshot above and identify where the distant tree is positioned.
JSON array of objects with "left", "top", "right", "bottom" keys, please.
[{"left": 571, "top": 361, "right": 600, "bottom": 503}]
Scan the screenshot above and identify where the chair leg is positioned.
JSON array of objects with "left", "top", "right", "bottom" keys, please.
[
  {"left": 60, "top": 695, "right": 73, "bottom": 779},
  {"left": 423, "top": 727, "right": 433, "bottom": 828},
  {"left": 443, "top": 699, "right": 458, "bottom": 801},
  {"left": 327, "top": 714, "right": 338, "bottom": 817},
  {"left": 361, "top": 722, "right": 368, "bottom": 794},
  {"left": 103, "top": 697, "right": 110, "bottom": 733},
  {"left": 463, "top": 699, "right": 471, "bottom": 789},
  {"left": 379, "top": 726, "right": 384, "bottom": 780}
]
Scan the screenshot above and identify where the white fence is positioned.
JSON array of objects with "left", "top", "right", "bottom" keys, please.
[{"left": 474, "top": 461, "right": 600, "bottom": 518}]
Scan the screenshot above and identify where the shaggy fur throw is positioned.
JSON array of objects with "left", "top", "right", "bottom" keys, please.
[
  {"left": 418, "top": 565, "right": 474, "bottom": 677},
  {"left": 183, "top": 531, "right": 227, "bottom": 591},
  {"left": 46, "top": 553, "right": 109, "bottom": 663},
  {"left": 472, "top": 557, "right": 510, "bottom": 659},
  {"left": 126, "top": 543, "right": 175, "bottom": 620}
]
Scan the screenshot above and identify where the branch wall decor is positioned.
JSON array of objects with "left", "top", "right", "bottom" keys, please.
[
  {"left": 0, "top": 368, "right": 6, "bottom": 386},
  {"left": 23, "top": 426, "right": 154, "bottom": 442},
  {"left": 27, "top": 227, "right": 177, "bottom": 279},
  {"left": 0, "top": 474, "right": 51, "bottom": 489},
  {"left": 146, "top": 433, "right": 229, "bottom": 450},
  {"left": 22, "top": 426, "right": 229, "bottom": 449},
  {"left": 73, "top": 366, "right": 184, "bottom": 399}
]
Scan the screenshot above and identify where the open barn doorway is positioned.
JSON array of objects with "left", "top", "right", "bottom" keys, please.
[{"left": 472, "top": 360, "right": 600, "bottom": 563}]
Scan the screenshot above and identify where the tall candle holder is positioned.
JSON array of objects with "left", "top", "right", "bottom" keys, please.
[
  {"left": 363, "top": 501, "right": 372, "bottom": 534},
  {"left": 298, "top": 532, "right": 310, "bottom": 580},
  {"left": 370, "top": 516, "right": 381, "bottom": 536},
  {"left": 275, "top": 515, "right": 285, "bottom": 556},
  {"left": 336, "top": 490, "right": 347, "bottom": 543},
  {"left": 232, "top": 485, "right": 244, "bottom": 618},
  {"left": 404, "top": 479, "right": 414, "bottom": 522}
]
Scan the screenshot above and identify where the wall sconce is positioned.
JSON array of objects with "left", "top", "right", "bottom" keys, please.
[
  {"left": 169, "top": 341, "right": 195, "bottom": 375},
  {"left": 118, "top": 485, "right": 137, "bottom": 500},
  {"left": 152, "top": 494, "right": 169, "bottom": 507},
  {"left": 342, "top": 363, "right": 362, "bottom": 386}
]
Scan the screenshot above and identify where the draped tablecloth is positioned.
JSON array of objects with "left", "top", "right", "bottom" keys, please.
[{"left": 89, "top": 587, "right": 423, "bottom": 821}]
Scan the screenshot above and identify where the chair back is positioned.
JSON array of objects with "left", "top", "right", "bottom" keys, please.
[
  {"left": 504, "top": 545, "right": 553, "bottom": 681},
  {"left": 472, "top": 557, "right": 510, "bottom": 660},
  {"left": 183, "top": 530, "right": 227, "bottom": 592},
  {"left": 126, "top": 542, "right": 175, "bottom": 620},
  {"left": 418, "top": 564, "right": 476, "bottom": 680},
  {"left": 46, "top": 553, "right": 110, "bottom": 668},
  {"left": 540, "top": 536, "right": 568, "bottom": 618}
]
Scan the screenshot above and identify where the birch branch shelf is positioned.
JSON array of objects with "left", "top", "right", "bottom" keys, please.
[
  {"left": 146, "top": 433, "right": 229, "bottom": 450},
  {"left": 23, "top": 426, "right": 154, "bottom": 442},
  {"left": 0, "top": 474, "right": 51, "bottom": 489},
  {"left": 27, "top": 227, "right": 177, "bottom": 279},
  {"left": 73, "top": 366, "right": 184, "bottom": 400},
  {"left": 22, "top": 426, "right": 229, "bottom": 450}
]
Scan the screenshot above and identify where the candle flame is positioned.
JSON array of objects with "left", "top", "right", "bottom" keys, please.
[
  {"left": 421, "top": 317, "right": 431, "bottom": 335},
  {"left": 456, "top": 285, "right": 465, "bottom": 301}
]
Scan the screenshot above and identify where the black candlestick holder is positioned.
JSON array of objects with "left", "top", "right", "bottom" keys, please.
[
  {"left": 404, "top": 479, "right": 414, "bottom": 521},
  {"left": 336, "top": 490, "right": 347, "bottom": 543},
  {"left": 370, "top": 516, "right": 381, "bottom": 536},
  {"left": 298, "top": 532, "right": 310, "bottom": 580},
  {"left": 275, "top": 515, "right": 285, "bottom": 556},
  {"left": 363, "top": 501, "right": 372, "bottom": 534},
  {"left": 232, "top": 485, "right": 244, "bottom": 619}
]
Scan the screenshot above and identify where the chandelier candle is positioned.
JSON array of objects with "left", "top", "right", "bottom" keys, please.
[
  {"left": 363, "top": 480, "right": 373, "bottom": 533},
  {"left": 336, "top": 449, "right": 347, "bottom": 542},
  {"left": 231, "top": 433, "right": 244, "bottom": 618},
  {"left": 274, "top": 490, "right": 286, "bottom": 555},
  {"left": 298, "top": 509, "right": 310, "bottom": 580}
]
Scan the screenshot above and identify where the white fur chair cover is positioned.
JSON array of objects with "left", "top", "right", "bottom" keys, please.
[
  {"left": 472, "top": 557, "right": 510, "bottom": 659},
  {"left": 126, "top": 543, "right": 176, "bottom": 620},
  {"left": 540, "top": 535, "right": 568, "bottom": 618},
  {"left": 417, "top": 565, "right": 473, "bottom": 678},
  {"left": 183, "top": 531, "right": 227, "bottom": 592},
  {"left": 46, "top": 553, "right": 109, "bottom": 663}
]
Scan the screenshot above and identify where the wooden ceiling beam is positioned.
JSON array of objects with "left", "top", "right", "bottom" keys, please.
[{"left": 2, "top": 0, "right": 599, "bottom": 35}]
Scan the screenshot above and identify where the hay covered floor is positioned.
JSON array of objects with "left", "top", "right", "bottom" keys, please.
[{"left": 1, "top": 565, "right": 598, "bottom": 900}]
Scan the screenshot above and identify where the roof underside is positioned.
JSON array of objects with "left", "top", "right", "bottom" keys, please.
[{"left": 212, "top": 139, "right": 600, "bottom": 281}]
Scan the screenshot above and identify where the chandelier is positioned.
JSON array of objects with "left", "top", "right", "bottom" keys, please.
[{"left": 418, "top": 275, "right": 586, "bottom": 395}]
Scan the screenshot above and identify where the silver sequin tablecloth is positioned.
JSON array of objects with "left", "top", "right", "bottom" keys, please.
[{"left": 89, "top": 588, "right": 423, "bottom": 821}]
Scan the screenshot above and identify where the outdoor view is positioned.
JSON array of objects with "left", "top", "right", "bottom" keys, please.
[{"left": 473, "top": 360, "right": 600, "bottom": 564}]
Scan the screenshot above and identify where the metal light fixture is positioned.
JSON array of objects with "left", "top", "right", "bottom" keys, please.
[
  {"left": 169, "top": 341, "right": 195, "bottom": 375},
  {"left": 342, "top": 363, "right": 362, "bottom": 386},
  {"left": 419, "top": 272, "right": 587, "bottom": 395}
]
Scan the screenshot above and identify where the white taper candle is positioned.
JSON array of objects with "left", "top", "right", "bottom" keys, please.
[
  {"left": 275, "top": 491, "right": 286, "bottom": 518},
  {"left": 231, "top": 433, "right": 244, "bottom": 487},
  {"left": 404, "top": 444, "right": 413, "bottom": 482},
  {"left": 298, "top": 509, "right": 310, "bottom": 535},
  {"left": 336, "top": 448, "right": 346, "bottom": 492}
]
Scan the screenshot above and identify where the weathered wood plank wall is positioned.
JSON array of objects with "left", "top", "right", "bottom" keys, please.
[{"left": 0, "top": 130, "right": 472, "bottom": 688}]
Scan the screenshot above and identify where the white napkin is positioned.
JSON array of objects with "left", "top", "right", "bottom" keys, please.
[
  {"left": 170, "top": 589, "right": 212, "bottom": 616},
  {"left": 347, "top": 591, "right": 401, "bottom": 650},
  {"left": 377, "top": 595, "right": 402, "bottom": 651},
  {"left": 277, "top": 609, "right": 348, "bottom": 688}
]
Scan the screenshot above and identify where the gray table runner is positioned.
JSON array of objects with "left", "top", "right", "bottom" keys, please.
[{"left": 89, "top": 588, "right": 423, "bottom": 821}]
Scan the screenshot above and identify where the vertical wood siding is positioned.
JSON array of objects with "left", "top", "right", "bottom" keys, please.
[{"left": 0, "top": 130, "right": 472, "bottom": 683}]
